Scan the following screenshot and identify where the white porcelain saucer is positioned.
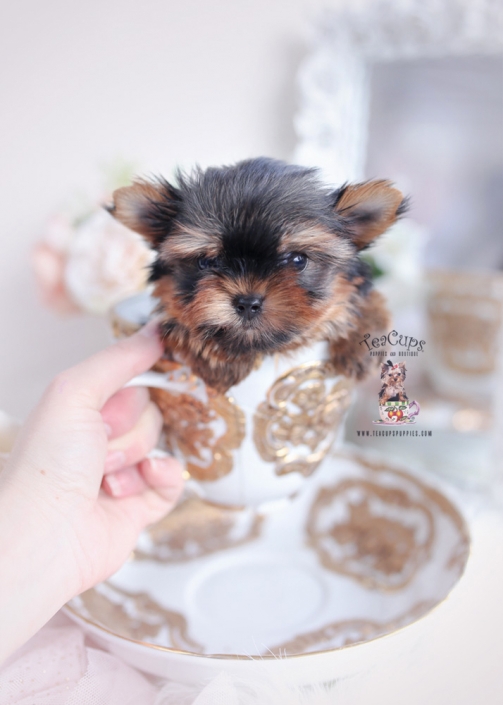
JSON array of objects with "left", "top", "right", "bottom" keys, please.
[{"left": 66, "top": 452, "right": 469, "bottom": 685}]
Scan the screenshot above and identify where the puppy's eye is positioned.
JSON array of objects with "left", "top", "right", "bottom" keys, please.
[
  {"left": 198, "top": 256, "right": 219, "bottom": 271},
  {"left": 291, "top": 253, "right": 308, "bottom": 271},
  {"left": 279, "top": 252, "right": 308, "bottom": 271}
]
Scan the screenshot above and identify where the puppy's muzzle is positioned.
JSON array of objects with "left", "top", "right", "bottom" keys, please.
[{"left": 234, "top": 294, "right": 263, "bottom": 321}]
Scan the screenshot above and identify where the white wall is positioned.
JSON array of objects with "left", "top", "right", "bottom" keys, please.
[{"left": 0, "top": 0, "right": 324, "bottom": 417}]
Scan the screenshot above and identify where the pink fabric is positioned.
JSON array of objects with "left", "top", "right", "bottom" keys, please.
[
  {"left": 0, "top": 615, "right": 171, "bottom": 705},
  {"left": 0, "top": 614, "right": 334, "bottom": 704},
  {"left": 0, "top": 615, "right": 241, "bottom": 705}
]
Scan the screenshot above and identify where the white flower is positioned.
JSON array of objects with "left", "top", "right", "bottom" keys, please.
[
  {"left": 370, "top": 218, "right": 429, "bottom": 310},
  {"left": 371, "top": 219, "right": 428, "bottom": 283},
  {"left": 64, "top": 210, "right": 155, "bottom": 315}
]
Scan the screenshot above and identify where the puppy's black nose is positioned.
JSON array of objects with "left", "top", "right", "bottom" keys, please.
[{"left": 234, "top": 295, "right": 263, "bottom": 320}]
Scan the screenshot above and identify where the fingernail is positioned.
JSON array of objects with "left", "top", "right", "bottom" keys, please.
[
  {"left": 105, "top": 450, "right": 127, "bottom": 472},
  {"left": 103, "top": 473, "right": 122, "bottom": 497},
  {"left": 146, "top": 457, "right": 169, "bottom": 478},
  {"left": 104, "top": 423, "right": 113, "bottom": 438},
  {"left": 103, "top": 467, "right": 146, "bottom": 497},
  {"left": 145, "top": 456, "right": 182, "bottom": 483},
  {"left": 147, "top": 448, "right": 173, "bottom": 459}
]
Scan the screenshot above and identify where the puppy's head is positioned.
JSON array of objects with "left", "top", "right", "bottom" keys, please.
[
  {"left": 109, "top": 158, "right": 406, "bottom": 356},
  {"left": 381, "top": 361, "right": 406, "bottom": 386}
]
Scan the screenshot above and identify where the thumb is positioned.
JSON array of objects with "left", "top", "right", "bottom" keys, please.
[{"left": 5, "top": 320, "right": 163, "bottom": 485}]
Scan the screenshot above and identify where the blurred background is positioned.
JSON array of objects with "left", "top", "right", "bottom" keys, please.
[
  {"left": 0, "top": 0, "right": 502, "bottom": 491},
  {"left": 0, "top": 0, "right": 324, "bottom": 416}
]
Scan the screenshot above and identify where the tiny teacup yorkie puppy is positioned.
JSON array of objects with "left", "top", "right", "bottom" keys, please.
[
  {"left": 379, "top": 361, "right": 408, "bottom": 403},
  {"left": 109, "top": 158, "right": 406, "bottom": 393}
]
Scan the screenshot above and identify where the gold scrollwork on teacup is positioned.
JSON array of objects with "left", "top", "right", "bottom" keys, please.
[
  {"left": 78, "top": 583, "right": 202, "bottom": 652},
  {"left": 307, "top": 479, "right": 435, "bottom": 590},
  {"left": 150, "top": 382, "right": 245, "bottom": 482},
  {"left": 134, "top": 497, "right": 264, "bottom": 563},
  {"left": 253, "top": 361, "right": 353, "bottom": 477}
]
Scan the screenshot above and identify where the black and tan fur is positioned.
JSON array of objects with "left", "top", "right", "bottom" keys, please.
[{"left": 109, "top": 158, "right": 407, "bottom": 393}]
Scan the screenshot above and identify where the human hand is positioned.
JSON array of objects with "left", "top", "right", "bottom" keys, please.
[{"left": 0, "top": 321, "right": 183, "bottom": 661}]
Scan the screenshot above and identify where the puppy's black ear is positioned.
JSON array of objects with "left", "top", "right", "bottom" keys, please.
[
  {"left": 333, "top": 180, "right": 407, "bottom": 250},
  {"left": 381, "top": 362, "right": 389, "bottom": 378},
  {"left": 107, "top": 178, "right": 181, "bottom": 248}
]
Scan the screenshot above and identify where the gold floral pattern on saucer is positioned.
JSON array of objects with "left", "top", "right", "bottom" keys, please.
[
  {"left": 306, "top": 456, "right": 467, "bottom": 591},
  {"left": 307, "top": 480, "right": 434, "bottom": 590},
  {"left": 66, "top": 453, "right": 469, "bottom": 662},
  {"left": 134, "top": 496, "right": 264, "bottom": 563},
  {"left": 79, "top": 583, "right": 202, "bottom": 652}
]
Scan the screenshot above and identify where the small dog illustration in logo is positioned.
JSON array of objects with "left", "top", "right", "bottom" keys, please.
[
  {"left": 379, "top": 360, "right": 408, "bottom": 403},
  {"left": 374, "top": 360, "right": 420, "bottom": 424}
]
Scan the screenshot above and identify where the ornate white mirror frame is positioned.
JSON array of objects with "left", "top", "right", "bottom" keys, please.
[{"left": 293, "top": 0, "right": 503, "bottom": 184}]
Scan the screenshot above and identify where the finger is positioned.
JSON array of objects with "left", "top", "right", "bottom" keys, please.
[
  {"left": 94, "top": 485, "right": 184, "bottom": 583},
  {"left": 139, "top": 455, "right": 184, "bottom": 503},
  {"left": 101, "top": 456, "right": 183, "bottom": 501},
  {"left": 104, "top": 401, "right": 163, "bottom": 474},
  {"left": 52, "top": 319, "right": 163, "bottom": 410},
  {"left": 101, "top": 386, "right": 150, "bottom": 440},
  {"left": 102, "top": 466, "right": 147, "bottom": 498},
  {"left": 99, "top": 477, "right": 184, "bottom": 544}
]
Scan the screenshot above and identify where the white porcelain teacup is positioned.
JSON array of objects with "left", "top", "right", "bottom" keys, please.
[{"left": 112, "top": 294, "right": 354, "bottom": 509}]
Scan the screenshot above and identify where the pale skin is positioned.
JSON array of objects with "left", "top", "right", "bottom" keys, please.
[{"left": 0, "top": 321, "right": 184, "bottom": 663}]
